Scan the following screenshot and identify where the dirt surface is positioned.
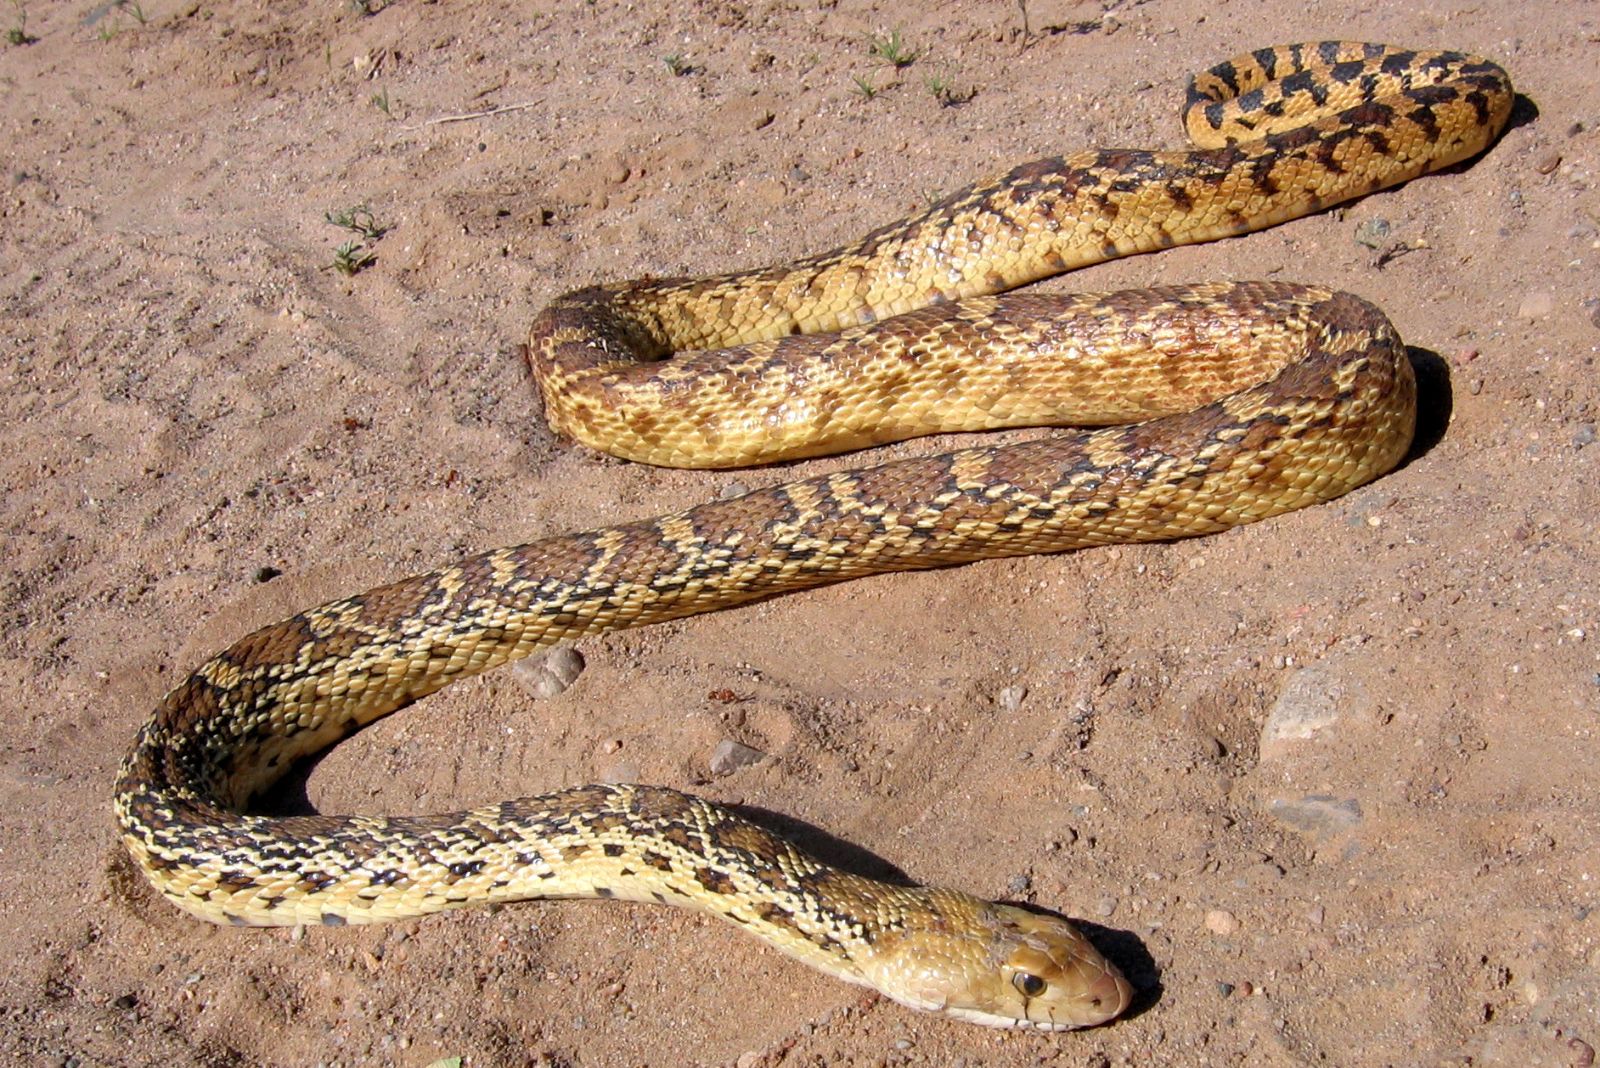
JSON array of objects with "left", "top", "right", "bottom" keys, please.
[{"left": 3, "top": 1, "right": 1598, "bottom": 1065}]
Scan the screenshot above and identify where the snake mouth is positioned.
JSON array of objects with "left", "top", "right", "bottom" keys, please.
[{"left": 933, "top": 955, "right": 1134, "bottom": 1031}]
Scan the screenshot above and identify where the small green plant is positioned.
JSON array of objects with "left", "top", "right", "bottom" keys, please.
[
  {"left": 851, "top": 73, "right": 889, "bottom": 99},
  {"left": 925, "top": 71, "right": 974, "bottom": 107},
  {"left": 331, "top": 240, "right": 376, "bottom": 276},
  {"left": 662, "top": 53, "right": 690, "bottom": 76},
  {"left": 868, "top": 27, "right": 918, "bottom": 68},
  {"left": 6, "top": 0, "right": 34, "bottom": 44},
  {"left": 370, "top": 88, "right": 392, "bottom": 116},
  {"left": 325, "top": 204, "right": 388, "bottom": 241},
  {"left": 92, "top": 0, "right": 146, "bottom": 38}
]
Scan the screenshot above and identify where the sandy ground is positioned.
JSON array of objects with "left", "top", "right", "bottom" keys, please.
[{"left": 3, "top": 1, "right": 1598, "bottom": 1065}]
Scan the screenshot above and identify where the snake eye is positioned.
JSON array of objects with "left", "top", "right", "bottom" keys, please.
[{"left": 1012, "top": 971, "right": 1048, "bottom": 999}]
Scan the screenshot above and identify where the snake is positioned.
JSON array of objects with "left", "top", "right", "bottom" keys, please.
[{"left": 115, "top": 43, "right": 1512, "bottom": 1032}]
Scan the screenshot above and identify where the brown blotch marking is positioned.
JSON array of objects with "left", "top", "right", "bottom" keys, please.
[
  {"left": 1330, "top": 60, "right": 1365, "bottom": 84},
  {"left": 213, "top": 869, "right": 260, "bottom": 894},
  {"left": 640, "top": 850, "right": 674, "bottom": 873},
  {"left": 755, "top": 902, "right": 801, "bottom": 934},
  {"left": 1342, "top": 100, "right": 1396, "bottom": 130},
  {"left": 695, "top": 866, "right": 740, "bottom": 897},
  {"left": 1210, "top": 60, "right": 1240, "bottom": 95},
  {"left": 602, "top": 843, "right": 625, "bottom": 858},
  {"left": 1464, "top": 90, "right": 1494, "bottom": 127},
  {"left": 298, "top": 870, "right": 337, "bottom": 894},
  {"left": 1280, "top": 69, "right": 1325, "bottom": 106},
  {"left": 1269, "top": 123, "right": 1323, "bottom": 153},
  {"left": 1000, "top": 156, "right": 1076, "bottom": 201},
  {"left": 659, "top": 824, "right": 697, "bottom": 852},
  {"left": 1313, "top": 138, "right": 1346, "bottom": 175},
  {"left": 561, "top": 843, "right": 593, "bottom": 862},
  {"left": 628, "top": 785, "right": 700, "bottom": 823},
  {"left": 708, "top": 819, "right": 780, "bottom": 856},
  {"left": 1380, "top": 50, "right": 1419, "bottom": 77}
]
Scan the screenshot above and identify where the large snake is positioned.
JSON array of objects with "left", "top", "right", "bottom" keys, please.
[{"left": 115, "top": 43, "right": 1512, "bottom": 1031}]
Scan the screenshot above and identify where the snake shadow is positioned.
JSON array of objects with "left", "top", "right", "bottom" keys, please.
[
  {"left": 732, "top": 800, "right": 1161, "bottom": 1019},
  {"left": 1400, "top": 345, "right": 1451, "bottom": 470}
]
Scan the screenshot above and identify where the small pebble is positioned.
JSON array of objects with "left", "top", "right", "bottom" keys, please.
[
  {"left": 1578, "top": 425, "right": 1598, "bottom": 449},
  {"left": 710, "top": 738, "right": 764, "bottom": 777},
  {"left": 997, "top": 684, "right": 1028, "bottom": 712},
  {"left": 513, "top": 647, "right": 585, "bottom": 699},
  {"left": 735, "top": 1053, "right": 761, "bottom": 1068},
  {"left": 1518, "top": 290, "right": 1556, "bottom": 319},
  {"left": 254, "top": 565, "right": 282, "bottom": 583},
  {"left": 1306, "top": 904, "right": 1325, "bottom": 926},
  {"left": 894, "top": 1039, "right": 913, "bottom": 1050},
  {"left": 1006, "top": 873, "right": 1031, "bottom": 895},
  {"left": 1534, "top": 150, "right": 1562, "bottom": 174},
  {"left": 1094, "top": 896, "right": 1118, "bottom": 917},
  {"left": 1204, "top": 909, "right": 1238, "bottom": 936},
  {"left": 1216, "top": 981, "right": 1236, "bottom": 998}
]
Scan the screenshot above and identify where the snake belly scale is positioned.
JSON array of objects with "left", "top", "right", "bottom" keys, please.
[{"left": 115, "top": 44, "right": 1511, "bottom": 1030}]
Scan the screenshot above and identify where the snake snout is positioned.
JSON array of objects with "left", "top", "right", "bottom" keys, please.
[{"left": 1078, "top": 960, "right": 1135, "bottom": 1025}]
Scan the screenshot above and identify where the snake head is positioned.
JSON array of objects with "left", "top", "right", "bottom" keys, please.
[{"left": 859, "top": 891, "right": 1133, "bottom": 1030}]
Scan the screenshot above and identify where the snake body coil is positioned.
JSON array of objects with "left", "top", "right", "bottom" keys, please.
[{"left": 116, "top": 44, "right": 1511, "bottom": 1030}]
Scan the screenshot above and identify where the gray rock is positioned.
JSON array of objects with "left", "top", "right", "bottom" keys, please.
[
  {"left": 996, "top": 684, "right": 1028, "bottom": 713},
  {"left": 710, "top": 739, "right": 764, "bottom": 777},
  {"left": 1269, "top": 795, "right": 1363, "bottom": 837},
  {"left": 512, "top": 647, "right": 585, "bottom": 699},
  {"left": 1260, "top": 663, "right": 1370, "bottom": 759}
]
